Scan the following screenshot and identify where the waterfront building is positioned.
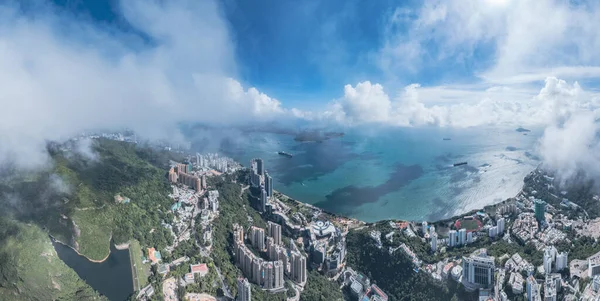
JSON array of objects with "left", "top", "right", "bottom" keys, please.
[
  {"left": 534, "top": 200, "right": 546, "bottom": 223},
  {"left": 421, "top": 221, "right": 428, "bottom": 235},
  {"left": 260, "top": 188, "right": 268, "bottom": 213},
  {"left": 237, "top": 278, "right": 251, "bottom": 301},
  {"left": 268, "top": 221, "right": 282, "bottom": 245},
  {"left": 256, "top": 158, "right": 264, "bottom": 176},
  {"left": 250, "top": 171, "right": 260, "bottom": 188},
  {"left": 458, "top": 229, "right": 467, "bottom": 246},
  {"left": 429, "top": 225, "right": 436, "bottom": 236},
  {"left": 449, "top": 230, "right": 457, "bottom": 247},
  {"left": 265, "top": 172, "right": 273, "bottom": 197},
  {"left": 462, "top": 251, "right": 495, "bottom": 290}
]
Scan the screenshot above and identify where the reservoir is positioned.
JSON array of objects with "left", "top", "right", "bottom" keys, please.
[{"left": 52, "top": 240, "right": 134, "bottom": 301}]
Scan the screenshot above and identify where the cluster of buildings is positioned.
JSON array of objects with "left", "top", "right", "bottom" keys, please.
[
  {"left": 427, "top": 216, "right": 505, "bottom": 254},
  {"left": 195, "top": 153, "right": 239, "bottom": 173},
  {"left": 168, "top": 162, "right": 206, "bottom": 193},
  {"left": 512, "top": 212, "right": 539, "bottom": 242},
  {"left": 339, "top": 267, "right": 388, "bottom": 301},
  {"left": 249, "top": 158, "right": 274, "bottom": 213},
  {"left": 232, "top": 223, "right": 308, "bottom": 293},
  {"left": 309, "top": 220, "right": 347, "bottom": 276},
  {"left": 542, "top": 246, "right": 568, "bottom": 274}
]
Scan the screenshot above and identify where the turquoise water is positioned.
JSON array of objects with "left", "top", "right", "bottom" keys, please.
[{"left": 194, "top": 126, "right": 539, "bottom": 222}]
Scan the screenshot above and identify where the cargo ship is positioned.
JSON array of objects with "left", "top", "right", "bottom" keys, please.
[
  {"left": 278, "top": 151, "right": 293, "bottom": 158},
  {"left": 443, "top": 138, "right": 451, "bottom": 141},
  {"left": 453, "top": 162, "right": 468, "bottom": 167}
]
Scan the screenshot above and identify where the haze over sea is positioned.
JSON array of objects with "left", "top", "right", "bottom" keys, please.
[{"left": 193, "top": 127, "right": 540, "bottom": 222}]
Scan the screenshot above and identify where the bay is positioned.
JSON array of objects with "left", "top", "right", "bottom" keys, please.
[{"left": 192, "top": 126, "right": 540, "bottom": 222}]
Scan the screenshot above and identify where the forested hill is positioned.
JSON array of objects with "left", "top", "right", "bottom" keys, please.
[
  {"left": 1, "top": 139, "right": 183, "bottom": 261},
  {"left": 0, "top": 138, "right": 186, "bottom": 299}
]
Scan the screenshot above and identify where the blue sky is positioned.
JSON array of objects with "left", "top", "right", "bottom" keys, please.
[
  {"left": 43, "top": 0, "right": 506, "bottom": 108},
  {"left": 1, "top": 0, "right": 600, "bottom": 169},
  {"left": 41, "top": 0, "right": 600, "bottom": 110}
]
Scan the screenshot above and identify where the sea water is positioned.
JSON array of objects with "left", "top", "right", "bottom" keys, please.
[{"left": 194, "top": 126, "right": 540, "bottom": 222}]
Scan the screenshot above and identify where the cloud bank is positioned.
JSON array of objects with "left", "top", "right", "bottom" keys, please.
[
  {"left": 324, "top": 77, "right": 599, "bottom": 128},
  {"left": 1, "top": 0, "right": 599, "bottom": 192},
  {"left": 0, "top": 0, "right": 286, "bottom": 169},
  {"left": 379, "top": 0, "right": 600, "bottom": 84}
]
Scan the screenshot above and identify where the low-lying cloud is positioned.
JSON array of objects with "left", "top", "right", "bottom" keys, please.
[
  {"left": 1, "top": 0, "right": 600, "bottom": 193},
  {"left": 325, "top": 77, "right": 599, "bottom": 128},
  {"left": 0, "top": 0, "right": 286, "bottom": 169}
]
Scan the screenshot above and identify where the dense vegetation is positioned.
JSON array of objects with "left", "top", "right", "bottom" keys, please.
[
  {"left": 523, "top": 171, "right": 598, "bottom": 218},
  {"left": 300, "top": 271, "right": 344, "bottom": 301},
  {"left": 345, "top": 227, "right": 477, "bottom": 301},
  {"left": 0, "top": 139, "right": 185, "bottom": 298},
  {"left": 0, "top": 219, "right": 106, "bottom": 300}
]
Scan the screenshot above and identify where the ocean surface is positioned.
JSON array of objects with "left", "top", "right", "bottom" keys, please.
[{"left": 192, "top": 126, "right": 540, "bottom": 222}]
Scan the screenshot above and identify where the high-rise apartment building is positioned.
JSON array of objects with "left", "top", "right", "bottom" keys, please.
[
  {"left": 448, "top": 230, "right": 457, "bottom": 247},
  {"left": 237, "top": 278, "right": 251, "bottom": 301},
  {"left": 260, "top": 188, "right": 268, "bottom": 213},
  {"left": 250, "top": 227, "right": 265, "bottom": 251},
  {"left": 291, "top": 251, "right": 307, "bottom": 284},
  {"left": 265, "top": 172, "right": 273, "bottom": 197},
  {"left": 268, "top": 221, "right": 282, "bottom": 245},
  {"left": 458, "top": 229, "right": 467, "bottom": 246},
  {"left": 534, "top": 200, "right": 546, "bottom": 223},
  {"left": 497, "top": 217, "right": 505, "bottom": 234}
]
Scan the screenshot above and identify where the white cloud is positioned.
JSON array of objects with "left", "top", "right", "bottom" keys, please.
[
  {"left": 328, "top": 77, "right": 599, "bottom": 128},
  {"left": 379, "top": 0, "right": 600, "bottom": 84},
  {"left": 338, "top": 81, "right": 392, "bottom": 124},
  {"left": 0, "top": 0, "right": 286, "bottom": 169},
  {"left": 538, "top": 111, "right": 600, "bottom": 185}
]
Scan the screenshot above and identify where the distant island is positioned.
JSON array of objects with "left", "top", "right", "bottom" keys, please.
[
  {"left": 515, "top": 127, "right": 531, "bottom": 132},
  {"left": 294, "top": 130, "right": 344, "bottom": 142}
]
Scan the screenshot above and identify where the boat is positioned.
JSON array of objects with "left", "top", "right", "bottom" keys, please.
[
  {"left": 443, "top": 138, "right": 451, "bottom": 141},
  {"left": 278, "top": 151, "right": 293, "bottom": 158},
  {"left": 453, "top": 162, "right": 468, "bottom": 167}
]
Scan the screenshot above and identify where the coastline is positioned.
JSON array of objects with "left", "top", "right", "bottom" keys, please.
[{"left": 274, "top": 169, "right": 536, "bottom": 225}]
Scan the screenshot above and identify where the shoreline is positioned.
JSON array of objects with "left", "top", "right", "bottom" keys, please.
[
  {"left": 50, "top": 234, "right": 128, "bottom": 263},
  {"left": 274, "top": 169, "right": 536, "bottom": 225}
]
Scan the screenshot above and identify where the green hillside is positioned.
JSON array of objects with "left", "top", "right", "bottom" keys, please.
[{"left": 0, "top": 219, "right": 106, "bottom": 301}]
